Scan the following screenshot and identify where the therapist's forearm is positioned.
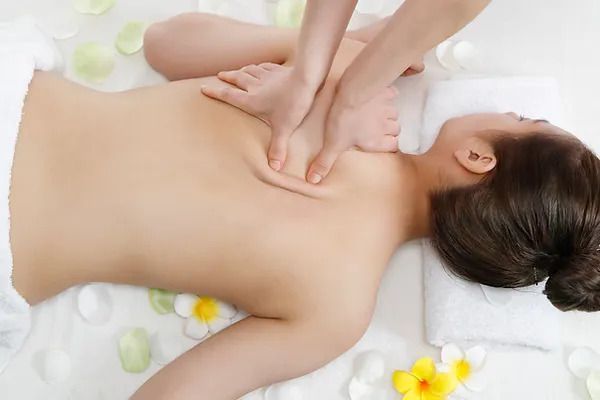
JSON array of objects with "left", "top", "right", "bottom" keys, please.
[
  {"left": 337, "top": 0, "right": 491, "bottom": 105},
  {"left": 293, "top": 0, "right": 358, "bottom": 89}
]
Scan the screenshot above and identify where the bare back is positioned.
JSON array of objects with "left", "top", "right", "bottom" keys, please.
[{"left": 10, "top": 39, "right": 414, "bottom": 319}]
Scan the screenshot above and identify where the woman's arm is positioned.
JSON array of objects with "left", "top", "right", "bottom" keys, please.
[
  {"left": 338, "top": 0, "right": 490, "bottom": 105},
  {"left": 131, "top": 315, "right": 366, "bottom": 400},
  {"left": 306, "top": 0, "right": 492, "bottom": 183}
]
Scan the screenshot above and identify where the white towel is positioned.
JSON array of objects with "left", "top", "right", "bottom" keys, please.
[
  {"left": 420, "top": 77, "right": 567, "bottom": 352},
  {"left": 0, "top": 15, "right": 61, "bottom": 375}
]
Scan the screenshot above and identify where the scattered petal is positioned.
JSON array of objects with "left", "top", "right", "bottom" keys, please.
[
  {"left": 115, "top": 21, "right": 148, "bottom": 55},
  {"left": 174, "top": 293, "right": 197, "bottom": 318},
  {"left": 348, "top": 377, "right": 374, "bottom": 400},
  {"left": 441, "top": 343, "right": 464, "bottom": 364},
  {"left": 149, "top": 331, "right": 186, "bottom": 365},
  {"left": 568, "top": 347, "right": 600, "bottom": 379},
  {"left": 148, "top": 288, "right": 176, "bottom": 315},
  {"left": 274, "top": 0, "right": 306, "bottom": 28},
  {"left": 118, "top": 328, "right": 151, "bottom": 373},
  {"left": 207, "top": 316, "right": 232, "bottom": 335},
  {"left": 264, "top": 381, "right": 303, "bottom": 400},
  {"left": 72, "top": 42, "right": 115, "bottom": 83},
  {"left": 184, "top": 316, "right": 209, "bottom": 340},
  {"left": 411, "top": 357, "right": 436, "bottom": 382},
  {"left": 480, "top": 284, "right": 513, "bottom": 306},
  {"left": 72, "top": 0, "right": 116, "bottom": 15},
  {"left": 216, "top": 300, "right": 238, "bottom": 319},
  {"left": 463, "top": 369, "right": 487, "bottom": 392},
  {"left": 452, "top": 40, "right": 478, "bottom": 70},
  {"left": 355, "top": 351, "right": 385, "bottom": 384},
  {"left": 465, "top": 345, "right": 487, "bottom": 371},
  {"left": 77, "top": 283, "right": 112, "bottom": 325},
  {"left": 435, "top": 40, "right": 459, "bottom": 71},
  {"left": 392, "top": 370, "right": 418, "bottom": 393},
  {"left": 588, "top": 370, "right": 600, "bottom": 400},
  {"left": 452, "top": 381, "right": 471, "bottom": 397},
  {"left": 34, "top": 349, "right": 71, "bottom": 384}
]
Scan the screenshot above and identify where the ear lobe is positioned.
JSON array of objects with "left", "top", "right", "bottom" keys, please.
[{"left": 454, "top": 138, "right": 497, "bottom": 175}]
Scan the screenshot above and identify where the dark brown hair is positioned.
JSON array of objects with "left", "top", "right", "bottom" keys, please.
[{"left": 430, "top": 132, "right": 600, "bottom": 312}]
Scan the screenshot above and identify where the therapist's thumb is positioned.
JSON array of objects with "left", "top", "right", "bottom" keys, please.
[
  {"left": 267, "top": 128, "right": 292, "bottom": 172},
  {"left": 307, "top": 142, "right": 345, "bottom": 185}
]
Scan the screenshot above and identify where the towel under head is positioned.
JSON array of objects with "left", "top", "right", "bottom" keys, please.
[{"left": 420, "top": 76, "right": 567, "bottom": 352}]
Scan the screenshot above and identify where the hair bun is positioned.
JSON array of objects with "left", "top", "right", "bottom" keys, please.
[{"left": 543, "top": 255, "right": 600, "bottom": 312}]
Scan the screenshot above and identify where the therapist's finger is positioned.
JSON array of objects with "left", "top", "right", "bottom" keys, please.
[
  {"left": 201, "top": 85, "right": 250, "bottom": 111},
  {"left": 241, "top": 64, "right": 268, "bottom": 79},
  {"left": 379, "top": 135, "right": 399, "bottom": 152},
  {"left": 306, "top": 142, "right": 346, "bottom": 185},
  {"left": 217, "top": 70, "right": 257, "bottom": 91},
  {"left": 267, "top": 129, "right": 292, "bottom": 172}
]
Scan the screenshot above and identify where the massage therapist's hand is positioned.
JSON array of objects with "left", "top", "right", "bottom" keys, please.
[
  {"left": 201, "top": 63, "right": 318, "bottom": 171},
  {"left": 306, "top": 85, "right": 400, "bottom": 184}
]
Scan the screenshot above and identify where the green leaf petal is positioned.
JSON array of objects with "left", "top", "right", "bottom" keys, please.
[
  {"left": 72, "top": 0, "right": 116, "bottom": 15},
  {"left": 118, "top": 328, "right": 151, "bottom": 373},
  {"left": 274, "top": 0, "right": 306, "bottom": 28},
  {"left": 148, "top": 288, "right": 176, "bottom": 314},
  {"left": 115, "top": 21, "right": 148, "bottom": 55},
  {"left": 72, "top": 42, "right": 115, "bottom": 83}
]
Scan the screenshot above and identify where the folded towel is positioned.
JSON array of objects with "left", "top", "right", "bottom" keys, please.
[{"left": 420, "top": 77, "right": 566, "bottom": 351}]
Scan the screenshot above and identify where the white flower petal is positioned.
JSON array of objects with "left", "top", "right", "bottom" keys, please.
[
  {"left": 354, "top": 351, "right": 385, "bottom": 384},
  {"left": 480, "top": 284, "right": 513, "bottom": 306},
  {"left": 453, "top": 381, "right": 470, "bottom": 397},
  {"left": 568, "top": 347, "right": 600, "bottom": 379},
  {"left": 465, "top": 345, "right": 487, "bottom": 371},
  {"left": 174, "top": 293, "right": 198, "bottom": 318},
  {"left": 216, "top": 300, "right": 238, "bottom": 319},
  {"left": 184, "top": 317, "right": 209, "bottom": 340},
  {"left": 348, "top": 377, "right": 374, "bottom": 400},
  {"left": 436, "top": 362, "right": 451, "bottom": 373},
  {"left": 207, "top": 316, "right": 232, "bottom": 335},
  {"left": 463, "top": 369, "right": 488, "bottom": 392},
  {"left": 264, "top": 382, "right": 303, "bottom": 400},
  {"left": 587, "top": 370, "right": 600, "bottom": 400},
  {"left": 441, "top": 343, "right": 464, "bottom": 364}
]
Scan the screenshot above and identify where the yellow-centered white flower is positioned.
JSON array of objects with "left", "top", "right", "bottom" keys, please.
[
  {"left": 174, "top": 294, "right": 238, "bottom": 340},
  {"left": 438, "top": 343, "right": 487, "bottom": 394}
]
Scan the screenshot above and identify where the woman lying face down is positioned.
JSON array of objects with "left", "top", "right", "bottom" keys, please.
[{"left": 4, "top": 12, "right": 598, "bottom": 400}]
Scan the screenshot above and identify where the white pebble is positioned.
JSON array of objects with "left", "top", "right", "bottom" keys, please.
[
  {"left": 35, "top": 349, "right": 71, "bottom": 384},
  {"left": 354, "top": 351, "right": 385, "bottom": 384},
  {"left": 77, "top": 284, "right": 112, "bottom": 325}
]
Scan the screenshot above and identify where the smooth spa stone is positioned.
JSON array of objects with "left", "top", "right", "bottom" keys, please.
[{"left": 77, "top": 283, "right": 113, "bottom": 325}]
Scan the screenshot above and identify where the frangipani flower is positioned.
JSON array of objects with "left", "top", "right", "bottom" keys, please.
[
  {"left": 392, "top": 357, "right": 457, "bottom": 400},
  {"left": 439, "top": 343, "right": 487, "bottom": 394},
  {"left": 174, "top": 294, "right": 238, "bottom": 340}
]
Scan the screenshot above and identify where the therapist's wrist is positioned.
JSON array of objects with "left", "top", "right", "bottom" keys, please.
[{"left": 291, "top": 65, "right": 327, "bottom": 94}]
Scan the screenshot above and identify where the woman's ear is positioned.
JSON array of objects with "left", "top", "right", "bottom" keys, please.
[{"left": 453, "top": 137, "right": 497, "bottom": 174}]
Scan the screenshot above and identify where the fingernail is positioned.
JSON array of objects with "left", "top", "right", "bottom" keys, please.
[
  {"left": 269, "top": 159, "right": 281, "bottom": 171},
  {"left": 308, "top": 173, "right": 322, "bottom": 184}
]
